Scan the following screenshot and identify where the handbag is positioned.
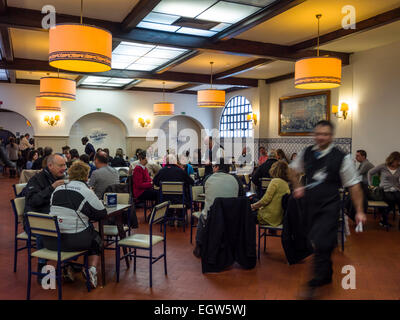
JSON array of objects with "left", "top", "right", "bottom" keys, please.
[{"left": 367, "top": 186, "right": 384, "bottom": 201}]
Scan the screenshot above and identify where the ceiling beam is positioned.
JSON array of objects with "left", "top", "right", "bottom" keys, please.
[
  {"left": 155, "top": 50, "right": 200, "bottom": 74},
  {"left": 0, "top": 26, "right": 15, "bottom": 83},
  {"left": 0, "top": 58, "right": 259, "bottom": 87},
  {"left": 0, "top": 7, "right": 350, "bottom": 64},
  {"left": 214, "top": 58, "right": 273, "bottom": 79},
  {"left": 75, "top": 75, "right": 87, "bottom": 87},
  {"left": 265, "top": 72, "right": 294, "bottom": 84},
  {"left": 291, "top": 6, "right": 400, "bottom": 52},
  {"left": 171, "top": 83, "right": 198, "bottom": 93},
  {"left": 215, "top": 0, "right": 306, "bottom": 41},
  {"left": 121, "top": 0, "right": 161, "bottom": 31}
]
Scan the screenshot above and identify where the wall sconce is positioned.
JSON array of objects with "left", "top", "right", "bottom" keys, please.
[
  {"left": 138, "top": 117, "right": 151, "bottom": 128},
  {"left": 246, "top": 113, "right": 258, "bottom": 125},
  {"left": 44, "top": 114, "right": 60, "bottom": 126},
  {"left": 332, "top": 102, "right": 349, "bottom": 120}
]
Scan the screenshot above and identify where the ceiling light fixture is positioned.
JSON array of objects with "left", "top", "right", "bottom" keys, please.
[
  {"left": 35, "top": 97, "right": 61, "bottom": 111},
  {"left": 294, "top": 14, "right": 342, "bottom": 90},
  {"left": 153, "top": 81, "right": 175, "bottom": 116},
  {"left": 197, "top": 62, "right": 225, "bottom": 108},
  {"left": 39, "top": 74, "right": 76, "bottom": 101},
  {"left": 48, "top": 0, "right": 112, "bottom": 72}
]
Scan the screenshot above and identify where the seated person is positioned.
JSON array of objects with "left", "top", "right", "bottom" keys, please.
[
  {"left": 24, "top": 153, "right": 67, "bottom": 281},
  {"left": 258, "top": 146, "right": 268, "bottom": 166},
  {"left": 154, "top": 154, "right": 194, "bottom": 225},
  {"left": 129, "top": 151, "right": 161, "bottom": 178},
  {"left": 44, "top": 160, "right": 107, "bottom": 288},
  {"left": 368, "top": 151, "right": 400, "bottom": 227},
  {"left": 132, "top": 151, "right": 158, "bottom": 202},
  {"left": 66, "top": 148, "right": 79, "bottom": 168},
  {"left": 88, "top": 151, "right": 119, "bottom": 199},
  {"left": 193, "top": 158, "right": 244, "bottom": 257},
  {"left": 251, "top": 161, "right": 290, "bottom": 227},
  {"left": 179, "top": 154, "right": 194, "bottom": 176},
  {"left": 26, "top": 150, "right": 39, "bottom": 170},
  {"left": 252, "top": 150, "right": 278, "bottom": 197},
  {"left": 32, "top": 146, "right": 52, "bottom": 170},
  {"left": 110, "top": 148, "right": 129, "bottom": 167},
  {"left": 355, "top": 149, "right": 374, "bottom": 185},
  {"left": 79, "top": 154, "right": 96, "bottom": 178}
]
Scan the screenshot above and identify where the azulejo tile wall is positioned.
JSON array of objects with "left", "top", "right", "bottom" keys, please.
[{"left": 255, "top": 137, "right": 352, "bottom": 159}]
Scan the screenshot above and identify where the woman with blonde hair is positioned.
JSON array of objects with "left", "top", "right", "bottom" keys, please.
[
  {"left": 44, "top": 160, "right": 107, "bottom": 288},
  {"left": 251, "top": 160, "right": 290, "bottom": 227}
]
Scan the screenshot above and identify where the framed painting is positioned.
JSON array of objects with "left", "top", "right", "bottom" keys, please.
[{"left": 279, "top": 90, "right": 330, "bottom": 136}]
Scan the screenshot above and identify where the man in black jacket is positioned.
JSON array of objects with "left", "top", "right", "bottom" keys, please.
[
  {"left": 252, "top": 150, "right": 278, "bottom": 197},
  {"left": 153, "top": 154, "right": 194, "bottom": 225},
  {"left": 24, "top": 153, "right": 67, "bottom": 281}
]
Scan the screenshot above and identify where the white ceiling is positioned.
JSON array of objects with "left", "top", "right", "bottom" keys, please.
[
  {"left": 11, "top": 28, "right": 49, "bottom": 60},
  {"left": 134, "top": 80, "right": 187, "bottom": 89},
  {"left": 16, "top": 70, "right": 78, "bottom": 80},
  {"left": 235, "top": 0, "right": 400, "bottom": 45},
  {"left": 7, "top": 0, "right": 140, "bottom": 22},
  {"left": 238, "top": 60, "right": 294, "bottom": 79}
]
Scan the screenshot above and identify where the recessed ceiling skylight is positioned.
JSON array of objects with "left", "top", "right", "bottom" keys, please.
[
  {"left": 112, "top": 41, "right": 189, "bottom": 72},
  {"left": 0, "top": 69, "right": 8, "bottom": 80},
  {"left": 82, "top": 76, "right": 134, "bottom": 87},
  {"left": 138, "top": 0, "right": 273, "bottom": 38}
]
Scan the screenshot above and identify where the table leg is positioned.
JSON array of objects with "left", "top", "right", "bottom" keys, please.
[
  {"left": 99, "top": 219, "right": 106, "bottom": 287},
  {"left": 116, "top": 212, "right": 130, "bottom": 269}
]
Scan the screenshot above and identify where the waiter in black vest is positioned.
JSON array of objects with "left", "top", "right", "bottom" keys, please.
[{"left": 289, "top": 120, "right": 366, "bottom": 299}]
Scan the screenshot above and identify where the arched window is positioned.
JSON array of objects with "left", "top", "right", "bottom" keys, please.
[{"left": 219, "top": 96, "right": 253, "bottom": 138}]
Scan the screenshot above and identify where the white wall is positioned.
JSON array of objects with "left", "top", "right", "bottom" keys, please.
[
  {"left": 211, "top": 40, "right": 400, "bottom": 166},
  {"left": 69, "top": 112, "right": 128, "bottom": 156},
  {"left": 0, "top": 84, "right": 215, "bottom": 138},
  {"left": 0, "top": 110, "right": 35, "bottom": 137},
  {"left": 351, "top": 40, "right": 400, "bottom": 165}
]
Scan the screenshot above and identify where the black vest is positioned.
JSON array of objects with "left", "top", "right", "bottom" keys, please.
[{"left": 303, "top": 145, "right": 345, "bottom": 198}]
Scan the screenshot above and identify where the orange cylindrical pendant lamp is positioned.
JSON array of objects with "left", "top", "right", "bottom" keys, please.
[
  {"left": 49, "top": 24, "right": 112, "bottom": 72},
  {"left": 153, "top": 102, "right": 175, "bottom": 116},
  {"left": 35, "top": 97, "right": 61, "bottom": 111},
  {"left": 197, "top": 89, "right": 225, "bottom": 108},
  {"left": 39, "top": 77, "right": 76, "bottom": 101},
  {"left": 295, "top": 57, "right": 341, "bottom": 89}
]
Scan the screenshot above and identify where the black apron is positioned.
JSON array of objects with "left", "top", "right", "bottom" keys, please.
[{"left": 303, "top": 146, "right": 345, "bottom": 252}]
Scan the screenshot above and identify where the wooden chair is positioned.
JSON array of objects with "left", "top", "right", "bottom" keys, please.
[
  {"left": 25, "top": 212, "right": 91, "bottom": 300},
  {"left": 190, "top": 185, "right": 204, "bottom": 244},
  {"left": 368, "top": 200, "right": 390, "bottom": 231},
  {"left": 10, "top": 197, "right": 35, "bottom": 272},
  {"left": 13, "top": 183, "right": 27, "bottom": 197},
  {"left": 116, "top": 201, "right": 170, "bottom": 288},
  {"left": 159, "top": 181, "right": 188, "bottom": 231}
]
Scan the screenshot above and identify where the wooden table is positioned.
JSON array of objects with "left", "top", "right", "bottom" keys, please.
[{"left": 98, "top": 204, "right": 131, "bottom": 287}]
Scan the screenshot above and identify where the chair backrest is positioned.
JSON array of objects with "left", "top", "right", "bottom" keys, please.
[
  {"left": 160, "top": 181, "right": 184, "bottom": 195},
  {"left": 118, "top": 168, "right": 129, "bottom": 177},
  {"left": 191, "top": 185, "right": 204, "bottom": 201},
  {"left": 26, "top": 212, "right": 59, "bottom": 238},
  {"left": 261, "top": 178, "right": 272, "bottom": 190},
  {"left": 149, "top": 201, "right": 170, "bottom": 225},
  {"left": 103, "top": 192, "right": 130, "bottom": 204},
  {"left": 198, "top": 167, "right": 205, "bottom": 178},
  {"left": 11, "top": 197, "right": 25, "bottom": 223},
  {"left": 14, "top": 183, "right": 27, "bottom": 196},
  {"left": 19, "top": 170, "right": 40, "bottom": 183}
]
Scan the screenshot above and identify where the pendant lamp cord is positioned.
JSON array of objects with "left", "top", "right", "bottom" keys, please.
[
  {"left": 80, "top": 0, "right": 83, "bottom": 24},
  {"left": 162, "top": 81, "right": 165, "bottom": 101},
  {"left": 316, "top": 14, "right": 321, "bottom": 57},
  {"left": 210, "top": 61, "right": 214, "bottom": 89}
]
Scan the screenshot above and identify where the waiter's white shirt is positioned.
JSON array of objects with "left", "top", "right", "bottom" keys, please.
[{"left": 289, "top": 143, "right": 361, "bottom": 188}]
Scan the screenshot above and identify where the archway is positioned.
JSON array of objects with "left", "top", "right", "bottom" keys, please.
[
  {"left": 159, "top": 115, "right": 203, "bottom": 155},
  {"left": 0, "top": 109, "right": 35, "bottom": 142},
  {"left": 69, "top": 112, "right": 128, "bottom": 157}
]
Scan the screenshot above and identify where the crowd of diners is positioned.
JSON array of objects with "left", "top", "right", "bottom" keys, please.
[{"left": 1, "top": 129, "right": 400, "bottom": 291}]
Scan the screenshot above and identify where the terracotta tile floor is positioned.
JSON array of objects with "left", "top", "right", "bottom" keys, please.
[{"left": 1, "top": 176, "right": 400, "bottom": 300}]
